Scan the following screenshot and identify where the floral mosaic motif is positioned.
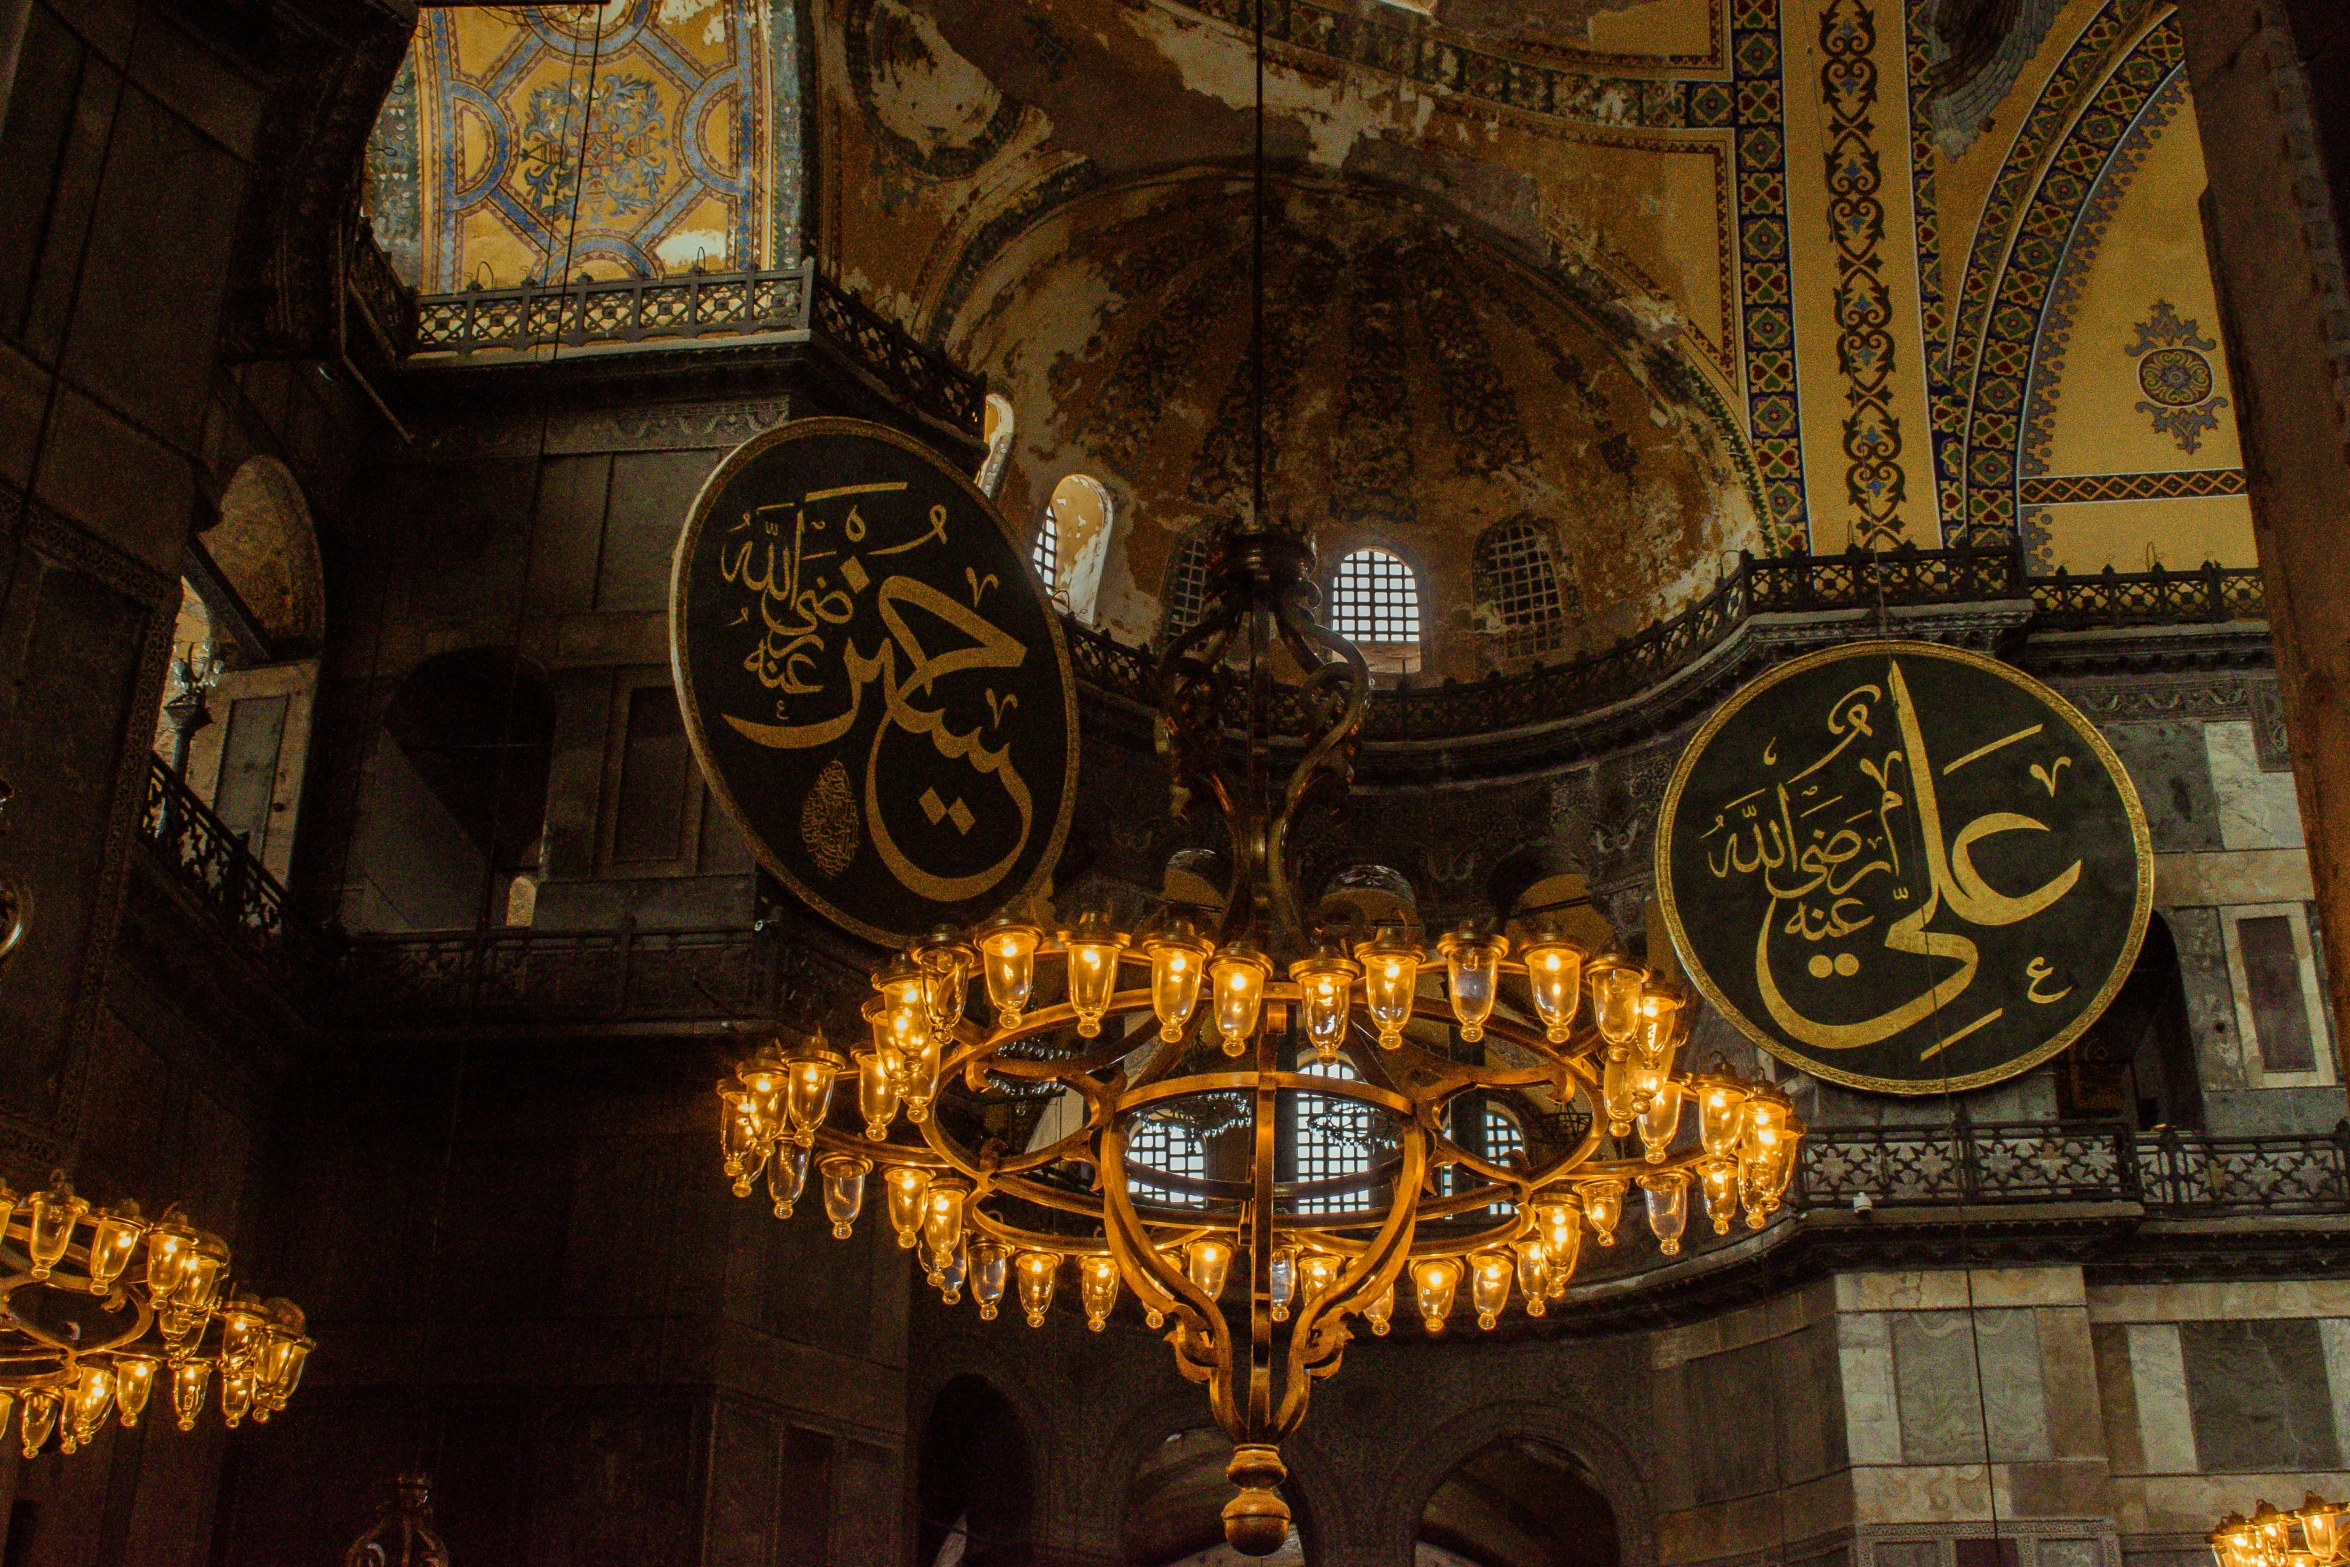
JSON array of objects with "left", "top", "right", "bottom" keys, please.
[
  {"left": 518, "top": 75, "right": 669, "bottom": 225},
  {"left": 1733, "top": 0, "right": 1808, "bottom": 549},
  {"left": 1822, "top": 0, "right": 1906, "bottom": 547},
  {"left": 2125, "top": 300, "right": 2228, "bottom": 452}
]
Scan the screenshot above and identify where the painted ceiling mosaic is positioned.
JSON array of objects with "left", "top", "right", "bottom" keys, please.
[{"left": 364, "top": 0, "right": 804, "bottom": 292}]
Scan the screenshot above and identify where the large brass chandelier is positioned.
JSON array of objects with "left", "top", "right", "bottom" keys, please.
[
  {"left": 0, "top": 1173, "right": 310, "bottom": 1457},
  {"left": 721, "top": 530, "right": 1803, "bottom": 1552},
  {"left": 2212, "top": 1496, "right": 2350, "bottom": 1567}
]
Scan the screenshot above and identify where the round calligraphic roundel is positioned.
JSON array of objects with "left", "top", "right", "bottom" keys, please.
[
  {"left": 1656, "top": 640, "right": 2153, "bottom": 1095},
  {"left": 671, "top": 418, "right": 1079, "bottom": 947}
]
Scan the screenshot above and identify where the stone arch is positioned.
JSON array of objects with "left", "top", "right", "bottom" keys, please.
[
  {"left": 1379, "top": 1399, "right": 1657, "bottom": 1567},
  {"left": 207, "top": 455, "right": 325, "bottom": 652},
  {"left": 1100, "top": 1401, "right": 1351, "bottom": 1567},
  {"left": 1039, "top": 472, "right": 1117, "bottom": 626},
  {"left": 916, "top": 1370, "right": 1039, "bottom": 1566}
]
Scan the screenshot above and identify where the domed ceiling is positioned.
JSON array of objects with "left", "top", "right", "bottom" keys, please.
[{"left": 951, "top": 174, "right": 1762, "bottom": 666}]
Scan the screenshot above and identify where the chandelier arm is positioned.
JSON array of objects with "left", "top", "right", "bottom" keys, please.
[
  {"left": 1153, "top": 598, "right": 1249, "bottom": 875},
  {"left": 1241, "top": 1008, "right": 1282, "bottom": 1440},
  {"left": 1320, "top": 1123, "right": 1426, "bottom": 1317},
  {"left": 1264, "top": 600, "right": 1369, "bottom": 943}
]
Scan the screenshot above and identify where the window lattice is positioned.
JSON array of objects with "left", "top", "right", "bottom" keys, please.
[
  {"left": 1473, "top": 519, "right": 1568, "bottom": 657},
  {"left": 1482, "top": 1104, "right": 1524, "bottom": 1213},
  {"left": 1031, "top": 507, "right": 1059, "bottom": 594},
  {"left": 1295, "top": 1058, "right": 1372, "bottom": 1215},
  {"left": 1328, "top": 549, "right": 1421, "bottom": 653},
  {"left": 1163, "top": 529, "right": 1215, "bottom": 640},
  {"left": 1127, "top": 1112, "right": 1205, "bottom": 1208}
]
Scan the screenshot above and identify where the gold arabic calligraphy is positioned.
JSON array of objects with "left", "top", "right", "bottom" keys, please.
[
  {"left": 715, "top": 481, "right": 1035, "bottom": 904},
  {"left": 1699, "top": 659, "right": 2081, "bottom": 1061}
]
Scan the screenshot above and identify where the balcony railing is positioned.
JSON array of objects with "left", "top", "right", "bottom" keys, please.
[
  {"left": 1796, "top": 1113, "right": 2350, "bottom": 1217},
  {"left": 140, "top": 757, "right": 312, "bottom": 980},
  {"left": 1067, "top": 545, "right": 2268, "bottom": 743},
  {"left": 405, "top": 260, "right": 986, "bottom": 434}
]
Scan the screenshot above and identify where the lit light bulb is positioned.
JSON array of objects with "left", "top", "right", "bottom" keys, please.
[
  {"left": 169, "top": 1363, "right": 209, "bottom": 1434},
  {"left": 854, "top": 1048, "right": 901, "bottom": 1141},
  {"left": 1514, "top": 1242, "right": 1549, "bottom": 1316},
  {"left": 1061, "top": 916, "right": 1130, "bottom": 1038},
  {"left": 25, "top": 1179, "right": 87, "bottom": 1281},
  {"left": 1016, "top": 1251, "right": 1061, "bottom": 1326},
  {"left": 1186, "top": 1238, "right": 1231, "bottom": 1302},
  {"left": 1695, "top": 1077, "right": 1747, "bottom": 1159},
  {"left": 899, "top": 1035, "right": 943, "bottom": 1124},
  {"left": 1144, "top": 924, "right": 1213, "bottom": 1043},
  {"left": 1079, "top": 1255, "right": 1121, "bottom": 1330},
  {"left": 1579, "top": 1177, "right": 1626, "bottom": 1247},
  {"left": 1436, "top": 928, "right": 1508, "bottom": 1043},
  {"left": 784, "top": 1044, "right": 842, "bottom": 1146},
  {"left": 1363, "top": 1281, "right": 1396, "bottom": 1336},
  {"left": 1353, "top": 929, "right": 1423, "bottom": 1050},
  {"left": 1288, "top": 949, "right": 1361, "bottom": 1064},
  {"left": 913, "top": 929, "right": 975, "bottom": 1039},
  {"left": 1636, "top": 989, "right": 1684, "bottom": 1076},
  {"left": 1209, "top": 943, "right": 1272, "bottom": 1056},
  {"left": 1518, "top": 934, "right": 1586, "bottom": 1044},
  {"left": 1468, "top": 1251, "right": 1513, "bottom": 1329},
  {"left": 1412, "top": 1257, "right": 1461, "bottom": 1333},
  {"left": 923, "top": 1182, "right": 970, "bottom": 1270},
  {"left": 975, "top": 916, "right": 1041, "bottom": 1029},
  {"left": 1589, "top": 960, "right": 1646, "bottom": 1052},
  {"left": 883, "top": 1166, "right": 932, "bottom": 1250},
  {"left": 1640, "top": 1171, "right": 1690, "bottom": 1255},
  {"left": 1297, "top": 1252, "right": 1341, "bottom": 1307},
  {"left": 1697, "top": 1157, "right": 1740, "bottom": 1234},
  {"left": 1638, "top": 1076, "right": 1685, "bottom": 1163},
  {"left": 115, "top": 1356, "right": 159, "bottom": 1428},
  {"left": 767, "top": 1140, "right": 811, "bottom": 1218}
]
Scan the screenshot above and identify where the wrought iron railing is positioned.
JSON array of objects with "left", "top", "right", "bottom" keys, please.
[
  {"left": 139, "top": 757, "right": 308, "bottom": 977},
  {"left": 406, "top": 260, "right": 986, "bottom": 433},
  {"left": 1796, "top": 1113, "right": 2350, "bottom": 1217},
  {"left": 1067, "top": 546, "right": 2267, "bottom": 742}
]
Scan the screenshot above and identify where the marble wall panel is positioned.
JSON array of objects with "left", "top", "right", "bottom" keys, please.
[
  {"left": 2204, "top": 722, "right": 2305, "bottom": 850},
  {"left": 2105, "top": 724, "right": 2224, "bottom": 853},
  {"left": 2039, "top": 1309, "right": 2109, "bottom": 1461},
  {"left": 2166, "top": 907, "right": 2252, "bottom": 1095},
  {"left": 2089, "top": 1281, "right": 2350, "bottom": 1323},
  {"left": 708, "top": 1401, "right": 783, "bottom": 1567},
  {"left": 527, "top": 454, "right": 614, "bottom": 617},
  {"left": 525, "top": 1400, "right": 700, "bottom": 1567},
  {"left": 2320, "top": 1319, "right": 2350, "bottom": 1461},
  {"left": 1893, "top": 1309, "right": 2051, "bottom": 1463},
  {"left": 596, "top": 449, "right": 724, "bottom": 614},
  {"left": 2125, "top": 1323, "right": 2199, "bottom": 1474},
  {"left": 2179, "top": 1318, "right": 2342, "bottom": 1472},
  {"left": 1842, "top": 1310, "right": 1905, "bottom": 1465},
  {"left": 1690, "top": 1338, "right": 1782, "bottom": 1503},
  {"left": 2094, "top": 1324, "right": 2150, "bottom": 1474}
]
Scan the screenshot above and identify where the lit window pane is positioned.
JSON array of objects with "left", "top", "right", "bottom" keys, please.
[
  {"left": 1473, "top": 518, "right": 1567, "bottom": 658},
  {"left": 1295, "top": 1057, "right": 1371, "bottom": 1215},
  {"left": 1328, "top": 549, "right": 1421, "bottom": 674},
  {"left": 1128, "top": 1111, "right": 1205, "bottom": 1208},
  {"left": 1164, "top": 528, "right": 1215, "bottom": 639}
]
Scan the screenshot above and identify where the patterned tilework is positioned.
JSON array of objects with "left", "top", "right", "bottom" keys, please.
[
  {"left": 2017, "top": 469, "right": 2246, "bottom": 504},
  {"left": 1822, "top": 0, "right": 1907, "bottom": 547},
  {"left": 1165, "top": 0, "right": 1729, "bottom": 127},
  {"left": 1961, "top": 15, "right": 2185, "bottom": 544},
  {"left": 1906, "top": 0, "right": 1957, "bottom": 533},
  {"left": 1733, "top": 0, "right": 1808, "bottom": 548},
  {"left": 406, "top": 1, "right": 789, "bottom": 292}
]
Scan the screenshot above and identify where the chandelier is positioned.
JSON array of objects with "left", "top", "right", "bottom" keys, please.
[
  {"left": 720, "top": 527, "right": 1802, "bottom": 1553},
  {"left": 2213, "top": 1496, "right": 2349, "bottom": 1567},
  {"left": 0, "top": 1172, "right": 311, "bottom": 1456}
]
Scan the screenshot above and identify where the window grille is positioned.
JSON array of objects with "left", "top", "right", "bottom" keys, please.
[
  {"left": 1127, "top": 1111, "right": 1205, "bottom": 1208},
  {"left": 1032, "top": 507, "right": 1059, "bottom": 595},
  {"left": 1163, "top": 529, "right": 1215, "bottom": 641},
  {"left": 1482, "top": 1104, "right": 1524, "bottom": 1214},
  {"left": 1295, "top": 1058, "right": 1372, "bottom": 1215},
  {"left": 1328, "top": 549, "right": 1421, "bottom": 673},
  {"left": 1473, "top": 518, "right": 1568, "bottom": 658}
]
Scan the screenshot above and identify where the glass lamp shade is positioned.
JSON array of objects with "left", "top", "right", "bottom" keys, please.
[
  {"left": 220, "top": 1296, "right": 269, "bottom": 1372},
  {"left": 1061, "top": 915, "right": 1131, "bottom": 1038},
  {"left": 882, "top": 1166, "right": 931, "bottom": 1249},
  {"left": 1697, "top": 1157, "right": 1740, "bottom": 1235},
  {"left": 1288, "top": 950, "right": 1362, "bottom": 1064},
  {"left": 115, "top": 1356, "right": 159, "bottom": 1427},
  {"left": 934, "top": 1250, "right": 966, "bottom": 1305},
  {"left": 873, "top": 954, "right": 926, "bottom": 1017},
  {"left": 169, "top": 1362, "right": 210, "bottom": 1433},
  {"left": 1637, "top": 1077, "right": 1685, "bottom": 1163},
  {"left": 819, "top": 1154, "right": 871, "bottom": 1239},
  {"left": 1297, "top": 1252, "right": 1341, "bottom": 1306},
  {"left": 1363, "top": 1281, "right": 1396, "bottom": 1336},
  {"left": 1636, "top": 991, "right": 1683, "bottom": 1067},
  {"left": 1016, "top": 1251, "right": 1061, "bottom": 1326},
  {"left": 25, "top": 1182, "right": 87, "bottom": 1280},
  {"left": 974, "top": 916, "right": 1041, "bottom": 1028},
  {"left": 1412, "top": 1257, "right": 1461, "bottom": 1333},
  {"left": 1533, "top": 1200, "right": 1583, "bottom": 1292},
  {"left": 180, "top": 1247, "right": 229, "bottom": 1314},
  {"left": 970, "top": 1243, "right": 1011, "bottom": 1320},
  {"left": 69, "top": 1365, "right": 114, "bottom": 1450},
  {"left": 1436, "top": 928, "right": 1509, "bottom": 1043},
  {"left": 1579, "top": 1177, "right": 1627, "bottom": 1247},
  {"left": 913, "top": 930, "right": 976, "bottom": 1036},
  {"left": 767, "top": 1140, "right": 811, "bottom": 1218},
  {"left": 220, "top": 1370, "right": 255, "bottom": 1428},
  {"left": 1144, "top": 928, "right": 1214, "bottom": 1043},
  {"left": 784, "top": 1052, "right": 841, "bottom": 1146},
  {"left": 1694, "top": 1078, "right": 1748, "bottom": 1159},
  {"left": 1079, "top": 1255, "right": 1121, "bottom": 1330},
  {"left": 1518, "top": 936, "right": 1586, "bottom": 1043},
  {"left": 1514, "top": 1242, "right": 1549, "bottom": 1316},
  {"left": 1187, "top": 1238, "right": 1232, "bottom": 1302},
  {"left": 2211, "top": 1518, "right": 2256, "bottom": 1567},
  {"left": 2301, "top": 1499, "right": 2346, "bottom": 1563},
  {"left": 734, "top": 1049, "right": 788, "bottom": 1136},
  {"left": 719, "top": 1088, "right": 764, "bottom": 1192},
  {"left": 899, "top": 1036, "right": 944, "bottom": 1124},
  {"left": 20, "top": 1391, "right": 56, "bottom": 1456},
  {"left": 1590, "top": 961, "right": 1646, "bottom": 1052},
  {"left": 1641, "top": 1171, "right": 1690, "bottom": 1255},
  {"left": 854, "top": 1049, "right": 902, "bottom": 1141},
  {"left": 1353, "top": 930, "right": 1424, "bottom": 1050},
  {"left": 2256, "top": 1505, "right": 2296, "bottom": 1564},
  {"left": 923, "top": 1183, "right": 970, "bottom": 1266},
  {"left": 1269, "top": 1248, "right": 1297, "bottom": 1322},
  {"left": 1208, "top": 943, "right": 1274, "bottom": 1056},
  {"left": 1468, "top": 1251, "right": 1513, "bottom": 1329},
  {"left": 144, "top": 1217, "right": 200, "bottom": 1302},
  {"left": 1599, "top": 1053, "right": 1643, "bottom": 1136}
]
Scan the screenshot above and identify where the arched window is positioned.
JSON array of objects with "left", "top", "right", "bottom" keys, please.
[
  {"left": 977, "top": 392, "right": 1015, "bottom": 498},
  {"left": 1296, "top": 1057, "right": 1371, "bottom": 1215},
  {"left": 1036, "top": 474, "right": 1116, "bottom": 625},
  {"left": 1161, "top": 527, "right": 1215, "bottom": 642},
  {"left": 1328, "top": 548, "right": 1421, "bottom": 675},
  {"left": 1473, "top": 516, "right": 1569, "bottom": 661}
]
